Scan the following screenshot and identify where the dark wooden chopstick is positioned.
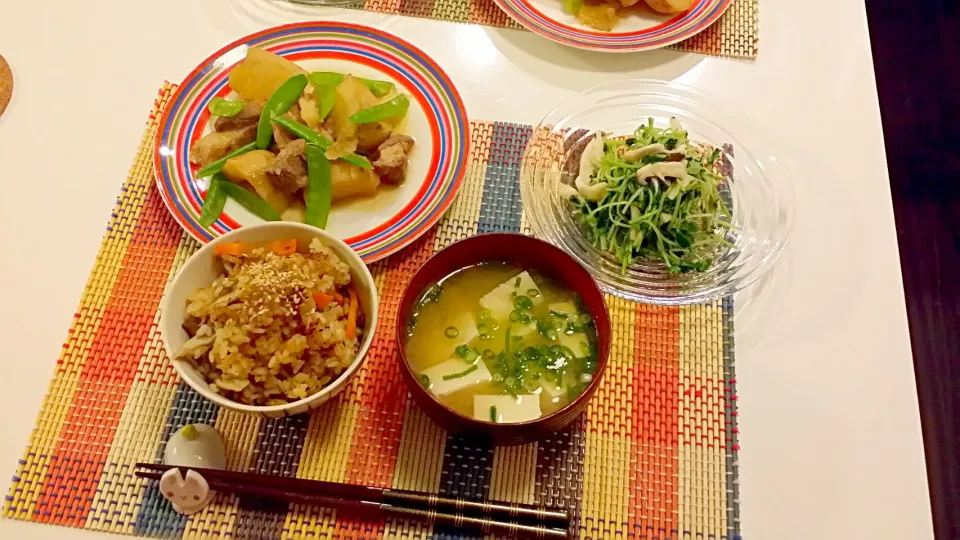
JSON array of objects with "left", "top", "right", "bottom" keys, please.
[
  {"left": 137, "top": 463, "right": 570, "bottom": 539},
  {"left": 137, "top": 462, "right": 566, "bottom": 524}
]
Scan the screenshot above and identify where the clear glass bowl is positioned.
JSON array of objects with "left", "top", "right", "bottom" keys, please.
[{"left": 521, "top": 80, "right": 795, "bottom": 305}]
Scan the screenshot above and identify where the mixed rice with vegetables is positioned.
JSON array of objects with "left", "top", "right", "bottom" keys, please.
[{"left": 176, "top": 238, "right": 363, "bottom": 406}]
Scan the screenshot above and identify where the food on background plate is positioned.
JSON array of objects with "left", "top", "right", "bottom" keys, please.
[
  {"left": 559, "top": 117, "right": 734, "bottom": 274},
  {"left": 174, "top": 238, "right": 364, "bottom": 406},
  {"left": 565, "top": 0, "right": 693, "bottom": 31},
  {"left": 189, "top": 47, "right": 416, "bottom": 229},
  {"left": 404, "top": 263, "right": 598, "bottom": 423}
]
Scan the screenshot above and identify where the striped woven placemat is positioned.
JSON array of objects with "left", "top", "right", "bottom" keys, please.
[
  {"left": 3, "top": 83, "right": 741, "bottom": 539},
  {"left": 352, "top": 0, "right": 759, "bottom": 59}
]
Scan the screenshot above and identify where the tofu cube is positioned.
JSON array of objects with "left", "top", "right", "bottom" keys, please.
[
  {"left": 474, "top": 394, "right": 542, "bottom": 423},
  {"left": 421, "top": 358, "right": 491, "bottom": 396},
  {"left": 450, "top": 312, "right": 478, "bottom": 344},
  {"left": 479, "top": 272, "right": 543, "bottom": 321},
  {"left": 512, "top": 321, "right": 538, "bottom": 339},
  {"left": 542, "top": 379, "right": 567, "bottom": 398}
]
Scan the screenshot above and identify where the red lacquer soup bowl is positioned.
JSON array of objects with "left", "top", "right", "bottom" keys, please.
[{"left": 396, "top": 233, "right": 611, "bottom": 445}]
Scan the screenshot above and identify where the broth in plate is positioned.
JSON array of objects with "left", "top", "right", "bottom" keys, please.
[{"left": 404, "top": 262, "right": 598, "bottom": 423}]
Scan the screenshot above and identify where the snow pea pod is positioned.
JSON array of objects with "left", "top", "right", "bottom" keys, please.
[
  {"left": 304, "top": 144, "right": 333, "bottom": 229},
  {"left": 271, "top": 116, "right": 372, "bottom": 170},
  {"left": 307, "top": 72, "right": 395, "bottom": 97},
  {"left": 256, "top": 74, "right": 308, "bottom": 149},
  {"left": 348, "top": 95, "right": 410, "bottom": 124},
  {"left": 207, "top": 97, "right": 245, "bottom": 117},
  {"left": 194, "top": 142, "right": 257, "bottom": 178},
  {"left": 198, "top": 174, "right": 228, "bottom": 227},
  {"left": 316, "top": 84, "right": 336, "bottom": 121},
  {"left": 220, "top": 181, "right": 281, "bottom": 222}
]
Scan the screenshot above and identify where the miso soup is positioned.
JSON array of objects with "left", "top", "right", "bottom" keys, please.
[{"left": 404, "top": 262, "right": 598, "bottom": 423}]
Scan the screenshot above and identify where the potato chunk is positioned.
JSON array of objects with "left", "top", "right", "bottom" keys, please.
[
  {"left": 330, "top": 161, "right": 380, "bottom": 202},
  {"left": 222, "top": 150, "right": 293, "bottom": 213},
  {"left": 329, "top": 75, "right": 377, "bottom": 143},
  {"left": 228, "top": 48, "right": 306, "bottom": 102}
]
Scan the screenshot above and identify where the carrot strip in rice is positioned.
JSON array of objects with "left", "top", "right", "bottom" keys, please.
[
  {"left": 346, "top": 287, "right": 358, "bottom": 339},
  {"left": 268, "top": 239, "right": 297, "bottom": 255}
]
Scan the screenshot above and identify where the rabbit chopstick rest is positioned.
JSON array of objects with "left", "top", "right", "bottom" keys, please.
[{"left": 159, "top": 424, "right": 226, "bottom": 515}]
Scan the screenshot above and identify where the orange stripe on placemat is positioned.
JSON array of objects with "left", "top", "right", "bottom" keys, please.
[
  {"left": 333, "top": 229, "right": 439, "bottom": 538},
  {"left": 33, "top": 235, "right": 177, "bottom": 526},
  {"left": 628, "top": 304, "right": 680, "bottom": 539},
  {"left": 129, "top": 184, "right": 187, "bottom": 249}
]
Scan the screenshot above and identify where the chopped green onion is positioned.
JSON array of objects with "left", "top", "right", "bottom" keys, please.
[
  {"left": 455, "top": 344, "right": 470, "bottom": 359},
  {"left": 419, "top": 284, "right": 443, "bottom": 306},
  {"left": 444, "top": 326, "right": 459, "bottom": 339},
  {"left": 550, "top": 310, "right": 569, "bottom": 319},
  {"left": 513, "top": 295, "right": 533, "bottom": 311},
  {"left": 482, "top": 349, "right": 496, "bottom": 360},
  {"left": 442, "top": 364, "right": 478, "bottom": 381},
  {"left": 509, "top": 310, "right": 521, "bottom": 322},
  {"left": 417, "top": 374, "right": 431, "bottom": 389},
  {"left": 489, "top": 406, "right": 497, "bottom": 423},
  {"left": 527, "top": 289, "right": 540, "bottom": 298}
]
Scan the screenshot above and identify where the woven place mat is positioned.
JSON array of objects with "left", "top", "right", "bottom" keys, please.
[
  {"left": 350, "top": 0, "right": 759, "bottom": 59},
  {"left": 3, "top": 83, "right": 741, "bottom": 539}
]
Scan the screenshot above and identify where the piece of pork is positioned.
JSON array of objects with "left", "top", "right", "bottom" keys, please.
[
  {"left": 213, "top": 101, "right": 264, "bottom": 132},
  {"left": 188, "top": 125, "right": 257, "bottom": 167},
  {"left": 272, "top": 123, "right": 298, "bottom": 150},
  {"left": 372, "top": 135, "right": 415, "bottom": 184},
  {"left": 270, "top": 103, "right": 306, "bottom": 150},
  {"left": 265, "top": 139, "right": 308, "bottom": 196}
]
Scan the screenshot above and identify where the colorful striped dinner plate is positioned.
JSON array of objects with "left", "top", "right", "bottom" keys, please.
[
  {"left": 493, "top": 0, "right": 732, "bottom": 52},
  {"left": 154, "top": 22, "right": 469, "bottom": 262}
]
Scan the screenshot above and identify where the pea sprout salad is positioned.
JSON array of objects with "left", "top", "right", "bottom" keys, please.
[{"left": 559, "top": 117, "right": 735, "bottom": 274}]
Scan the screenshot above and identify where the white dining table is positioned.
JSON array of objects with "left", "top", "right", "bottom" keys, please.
[{"left": 0, "top": 0, "right": 934, "bottom": 538}]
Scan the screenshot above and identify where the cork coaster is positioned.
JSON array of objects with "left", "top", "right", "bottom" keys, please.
[{"left": 0, "top": 54, "right": 12, "bottom": 117}]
